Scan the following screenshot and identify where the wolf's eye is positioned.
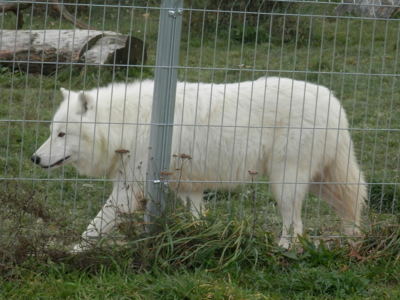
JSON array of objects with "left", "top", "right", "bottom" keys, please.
[{"left": 58, "top": 132, "right": 66, "bottom": 138}]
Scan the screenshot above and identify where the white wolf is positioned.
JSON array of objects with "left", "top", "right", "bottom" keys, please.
[{"left": 32, "top": 77, "right": 366, "bottom": 250}]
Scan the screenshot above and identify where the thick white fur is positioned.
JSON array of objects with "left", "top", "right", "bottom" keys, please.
[{"left": 32, "top": 77, "right": 367, "bottom": 250}]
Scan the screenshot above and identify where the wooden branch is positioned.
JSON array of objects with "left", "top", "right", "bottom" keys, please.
[
  {"left": 0, "top": 3, "right": 30, "bottom": 12},
  {"left": 0, "top": 0, "right": 93, "bottom": 30},
  {"left": 49, "top": 0, "right": 94, "bottom": 30},
  {"left": 0, "top": 2, "right": 30, "bottom": 29}
]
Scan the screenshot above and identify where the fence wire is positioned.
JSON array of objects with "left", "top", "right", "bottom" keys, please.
[{"left": 0, "top": 0, "right": 399, "bottom": 251}]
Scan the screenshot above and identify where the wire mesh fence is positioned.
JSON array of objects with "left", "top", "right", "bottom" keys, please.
[{"left": 0, "top": 0, "right": 399, "bottom": 257}]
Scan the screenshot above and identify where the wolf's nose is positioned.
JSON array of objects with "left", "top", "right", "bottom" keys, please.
[{"left": 31, "top": 155, "right": 41, "bottom": 165}]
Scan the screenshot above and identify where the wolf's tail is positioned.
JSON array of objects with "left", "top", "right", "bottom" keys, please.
[{"left": 312, "top": 134, "right": 367, "bottom": 236}]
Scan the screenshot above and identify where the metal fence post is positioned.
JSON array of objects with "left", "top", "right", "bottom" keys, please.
[{"left": 145, "top": 0, "right": 183, "bottom": 231}]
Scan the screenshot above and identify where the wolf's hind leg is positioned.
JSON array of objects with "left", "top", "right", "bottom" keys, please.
[
  {"left": 178, "top": 191, "right": 204, "bottom": 218},
  {"left": 269, "top": 161, "right": 310, "bottom": 249}
]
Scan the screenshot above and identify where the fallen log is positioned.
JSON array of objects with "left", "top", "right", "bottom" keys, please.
[{"left": 0, "top": 29, "right": 147, "bottom": 74}]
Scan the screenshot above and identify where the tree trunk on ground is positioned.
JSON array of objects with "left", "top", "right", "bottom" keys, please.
[
  {"left": 335, "top": 0, "right": 400, "bottom": 18},
  {"left": 0, "top": 30, "right": 147, "bottom": 74}
]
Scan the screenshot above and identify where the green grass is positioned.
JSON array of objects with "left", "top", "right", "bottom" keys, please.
[
  {"left": 2, "top": 206, "right": 400, "bottom": 299},
  {"left": 1, "top": 1, "right": 400, "bottom": 298},
  {"left": 2, "top": 263, "right": 400, "bottom": 299}
]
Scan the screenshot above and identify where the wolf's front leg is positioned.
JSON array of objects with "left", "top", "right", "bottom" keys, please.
[{"left": 72, "top": 179, "right": 141, "bottom": 252}]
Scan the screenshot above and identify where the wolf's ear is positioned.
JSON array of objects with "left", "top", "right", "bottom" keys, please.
[
  {"left": 77, "top": 92, "right": 92, "bottom": 114},
  {"left": 60, "top": 88, "right": 69, "bottom": 99}
]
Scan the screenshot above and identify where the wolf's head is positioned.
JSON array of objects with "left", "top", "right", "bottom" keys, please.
[{"left": 31, "top": 88, "right": 114, "bottom": 176}]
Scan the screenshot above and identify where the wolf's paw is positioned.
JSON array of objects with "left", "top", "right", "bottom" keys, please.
[
  {"left": 70, "top": 239, "right": 97, "bottom": 254},
  {"left": 278, "top": 234, "right": 306, "bottom": 251},
  {"left": 70, "top": 242, "right": 88, "bottom": 254},
  {"left": 278, "top": 237, "right": 291, "bottom": 249}
]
